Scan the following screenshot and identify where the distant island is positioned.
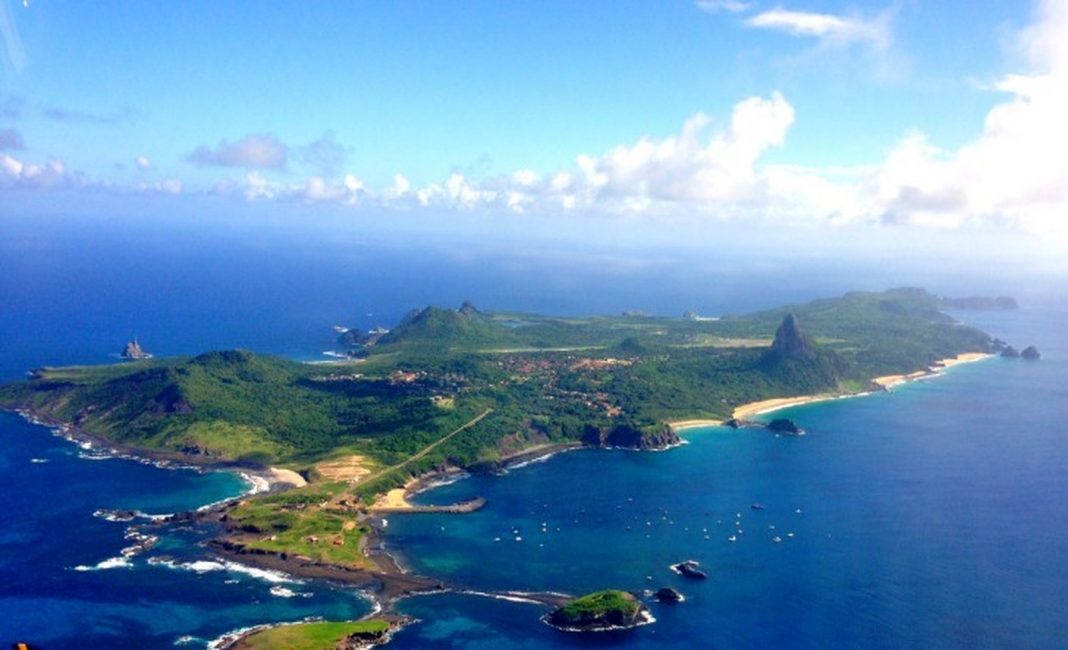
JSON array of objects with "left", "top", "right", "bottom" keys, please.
[
  {"left": 120, "top": 337, "right": 152, "bottom": 360},
  {"left": 938, "top": 295, "right": 1019, "bottom": 311},
  {"left": 0, "top": 287, "right": 1022, "bottom": 642}
]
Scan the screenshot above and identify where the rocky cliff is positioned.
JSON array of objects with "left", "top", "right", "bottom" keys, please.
[{"left": 769, "top": 313, "right": 815, "bottom": 359}]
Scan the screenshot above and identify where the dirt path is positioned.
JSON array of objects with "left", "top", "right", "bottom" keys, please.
[{"left": 361, "top": 408, "right": 494, "bottom": 484}]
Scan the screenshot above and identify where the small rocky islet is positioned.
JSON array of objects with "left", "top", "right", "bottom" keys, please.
[{"left": 544, "top": 590, "right": 653, "bottom": 632}]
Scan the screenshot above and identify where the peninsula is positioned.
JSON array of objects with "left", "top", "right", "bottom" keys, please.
[{"left": 0, "top": 287, "right": 1008, "bottom": 641}]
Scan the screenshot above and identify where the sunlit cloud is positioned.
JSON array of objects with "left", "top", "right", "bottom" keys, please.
[{"left": 746, "top": 8, "right": 891, "bottom": 50}]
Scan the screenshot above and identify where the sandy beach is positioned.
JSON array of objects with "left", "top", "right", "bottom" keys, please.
[
  {"left": 871, "top": 352, "right": 993, "bottom": 389},
  {"left": 263, "top": 467, "right": 307, "bottom": 488},
  {"left": 732, "top": 394, "right": 839, "bottom": 420},
  {"left": 733, "top": 352, "right": 995, "bottom": 420},
  {"left": 375, "top": 486, "right": 414, "bottom": 509},
  {"left": 668, "top": 418, "right": 725, "bottom": 431}
]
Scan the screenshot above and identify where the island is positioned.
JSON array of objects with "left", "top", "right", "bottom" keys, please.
[
  {"left": 227, "top": 618, "right": 402, "bottom": 649},
  {"left": 121, "top": 337, "right": 152, "bottom": 360},
  {"left": 0, "top": 287, "right": 1012, "bottom": 641},
  {"left": 938, "top": 295, "right": 1019, "bottom": 311},
  {"left": 543, "top": 590, "right": 653, "bottom": 631}
]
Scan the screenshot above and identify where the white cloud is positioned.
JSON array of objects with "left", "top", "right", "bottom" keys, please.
[
  {"left": 0, "top": 153, "right": 71, "bottom": 188},
  {"left": 188, "top": 134, "right": 288, "bottom": 170},
  {"left": 136, "top": 155, "right": 152, "bottom": 169},
  {"left": 746, "top": 8, "right": 891, "bottom": 49},
  {"left": 695, "top": 0, "right": 751, "bottom": 14},
  {"left": 867, "top": 0, "right": 1068, "bottom": 236}
]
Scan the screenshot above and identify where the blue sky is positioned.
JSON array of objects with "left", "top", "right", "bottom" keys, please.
[{"left": 1, "top": 0, "right": 1065, "bottom": 255}]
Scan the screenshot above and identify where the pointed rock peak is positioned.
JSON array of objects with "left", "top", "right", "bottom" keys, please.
[
  {"left": 459, "top": 300, "right": 480, "bottom": 316},
  {"left": 771, "top": 313, "right": 814, "bottom": 358}
]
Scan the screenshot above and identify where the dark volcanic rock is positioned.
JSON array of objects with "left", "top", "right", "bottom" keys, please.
[
  {"left": 767, "top": 418, "right": 805, "bottom": 435},
  {"left": 723, "top": 418, "right": 742, "bottom": 429},
  {"left": 336, "top": 626, "right": 391, "bottom": 649},
  {"left": 583, "top": 424, "right": 680, "bottom": 450},
  {"left": 1001, "top": 346, "right": 1021, "bottom": 358},
  {"left": 671, "top": 560, "right": 707, "bottom": 579},
  {"left": 770, "top": 314, "right": 815, "bottom": 359},
  {"left": 1021, "top": 346, "right": 1041, "bottom": 360},
  {"left": 654, "top": 587, "right": 684, "bottom": 603}
]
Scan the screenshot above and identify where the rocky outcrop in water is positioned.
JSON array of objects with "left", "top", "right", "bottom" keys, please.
[
  {"left": 1001, "top": 346, "right": 1021, "bottom": 358},
  {"left": 767, "top": 418, "right": 805, "bottom": 435},
  {"left": 655, "top": 587, "right": 684, "bottom": 603},
  {"left": 121, "top": 338, "right": 152, "bottom": 360},
  {"left": 1021, "top": 346, "right": 1041, "bottom": 360},
  {"left": 671, "top": 560, "right": 707, "bottom": 579}
]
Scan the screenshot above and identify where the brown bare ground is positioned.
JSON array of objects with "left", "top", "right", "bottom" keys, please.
[{"left": 315, "top": 455, "right": 372, "bottom": 483}]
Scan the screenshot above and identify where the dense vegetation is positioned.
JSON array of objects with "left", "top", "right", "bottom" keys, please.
[
  {"left": 548, "top": 590, "right": 642, "bottom": 628},
  {"left": 235, "top": 619, "right": 390, "bottom": 650},
  {"left": 0, "top": 288, "right": 992, "bottom": 512}
]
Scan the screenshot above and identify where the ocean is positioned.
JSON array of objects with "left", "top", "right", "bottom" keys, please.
[{"left": 1, "top": 214, "right": 1065, "bottom": 648}]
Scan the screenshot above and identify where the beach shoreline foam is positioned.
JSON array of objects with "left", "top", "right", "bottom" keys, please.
[{"left": 732, "top": 352, "right": 994, "bottom": 421}]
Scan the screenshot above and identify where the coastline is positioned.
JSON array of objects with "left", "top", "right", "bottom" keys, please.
[
  {"left": 731, "top": 352, "right": 995, "bottom": 421},
  {"left": 370, "top": 441, "right": 583, "bottom": 511},
  {"left": 668, "top": 418, "right": 725, "bottom": 431},
  {"left": 3, "top": 349, "right": 998, "bottom": 647},
  {"left": 2, "top": 405, "right": 307, "bottom": 494}
]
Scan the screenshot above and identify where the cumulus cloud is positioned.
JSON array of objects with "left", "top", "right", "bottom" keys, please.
[
  {"left": 0, "top": 153, "right": 71, "bottom": 189},
  {"left": 136, "top": 155, "right": 152, "bottom": 169},
  {"left": 188, "top": 134, "right": 289, "bottom": 170},
  {"left": 746, "top": 8, "right": 891, "bottom": 50},
  {"left": 0, "top": 126, "right": 24, "bottom": 150},
  {"left": 866, "top": 0, "right": 1068, "bottom": 235}
]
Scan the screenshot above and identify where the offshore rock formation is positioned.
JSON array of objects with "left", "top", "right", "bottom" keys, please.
[
  {"left": 767, "top": 418, "right": 805, "bottom": 435},
  {"left": 1001, "top": 346, "right": 1021, "bottom": 358},
  {"left": 671, "top": 560, "right": 708, "bottom": 579},
  {"left": 654, "top": 587, "right": 685, "bottom": 603},
  {"left": 545, "top": 590, "right": 651, "bottom": 632},
  {"left": 1021, "top": 346, "right": 1041, "bottom": 360},
  {"left": 120, "top": 338, "right": 152, "bottom": 360}
]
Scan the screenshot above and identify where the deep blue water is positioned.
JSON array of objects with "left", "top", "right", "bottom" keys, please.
[{"left": 0, "top": 214, "right": 1065, "bottom": 648}]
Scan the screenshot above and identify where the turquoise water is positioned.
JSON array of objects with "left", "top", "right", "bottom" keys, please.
[
  {"left": 387, "top": 308, "right": 1068, "bottom": 648},
  {"left": 1, "top": 217, "right": 1065, "bottom": 647}
]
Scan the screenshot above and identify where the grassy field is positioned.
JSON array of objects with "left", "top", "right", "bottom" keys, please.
[{"left": 238, "top": 619, "right": 389, "bottom": 650}]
